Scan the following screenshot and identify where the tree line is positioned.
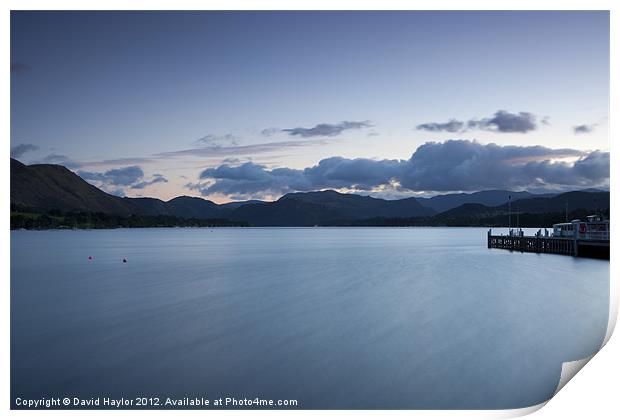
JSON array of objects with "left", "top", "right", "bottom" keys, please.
[
  {"left": 322, "top": 209, "right": 608, "bottom": 228},
  {"left": 10, "top": 207, "right": 249, "bottom": 230}
]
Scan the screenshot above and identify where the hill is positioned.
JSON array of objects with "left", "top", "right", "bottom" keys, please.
[
  {"left": 10, "top": 160, "right": 433, "bottom": 226},
  {"left": 165, "top": 196, "right": 222, "bottom": 219},
  {"left": 11, "top": 158, "right": 136, "bottom": 216},
  {"left": 229, "top": 190, "right": 434, "bottom": 226},
  {"left": 496, "top": 191, "right": 609, "bottom": 214},
  {"left": 413, "top": 190, "right": 610, "bottom": 227},
  {"left": 416, "top": 190, "right": 537, "bottom": 213},
  {"left": 10, "top": 159, "right": 608, "bottom": 228}
]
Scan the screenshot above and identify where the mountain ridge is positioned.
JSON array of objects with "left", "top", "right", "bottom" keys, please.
[{"left": 10, "top": 159, "right": 608, "bottom": 227}]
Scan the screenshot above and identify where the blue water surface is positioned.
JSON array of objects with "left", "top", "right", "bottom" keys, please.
[{"left": 10, "top": 227, "right": 609, "bottom": 409}]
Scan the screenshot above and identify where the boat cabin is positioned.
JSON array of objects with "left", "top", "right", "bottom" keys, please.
[
  {"left": 552, "top": 216, "right": 609, "bottom": 240},
  {"left": 552, "top": 222, "right": 575, "bottom": 238}
]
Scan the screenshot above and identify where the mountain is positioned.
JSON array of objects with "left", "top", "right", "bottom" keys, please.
[
  {"left": 353, "top": 191, "right": 610, "bottom": 228},
  {"left": 436, "top": 191, "right": 609, "bottom": 219},
  {"left": 416, "top": 190, "right": 538, "bottom": 213},
  {"left": 435, "top": 203, "right": 498, "bottom": 219},
  {"left": 11, "top": 158, "right": 136, "bottom": 216},
  {"left": 165, "top": 196, "right": 222, "bottom": 219},
  {"left": 125, "top": 197, "right": 171, "bottom": 216},
  {"left": 10, "top": 159, "right": 608, "bottom": 227},
  {"left": 11, "top": 159, "right": 226, "bottom": 219},
  {"left": 219, "top": 199, "right": 265, "bottom": 210},
  {"left": 497, "top": 191, "right": 610, "bottom": 214},
  {"left": 10, "top": 160, "right": 433, "bottom": 225},
  {"left": 228, "top": 190, "right": 434, "bottom": 226}
]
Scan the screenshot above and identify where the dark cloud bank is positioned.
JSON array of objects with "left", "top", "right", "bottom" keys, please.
[
  {"left": 190, "top": 140, "right": 609, "bottom": 197},
  {"left": 417, "top": 110, "right": 539, "bottom": 134}
]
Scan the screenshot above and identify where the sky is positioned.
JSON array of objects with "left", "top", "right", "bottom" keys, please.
[{"left": 10, "top": 11, "right": 610, "bottom": 202}]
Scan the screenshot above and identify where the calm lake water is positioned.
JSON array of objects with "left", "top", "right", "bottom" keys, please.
[{"left": 11, "top": 228, "right": 609, "bottom": 409}]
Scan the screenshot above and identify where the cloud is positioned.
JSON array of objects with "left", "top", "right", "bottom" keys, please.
[
  {"left": 574, "top": 124, "right": 595, "bottom": 134},
  {"left": 195, "top": 133, "right": 240, "bottom": 146},
  {"left": 192, "top": 140, "right": 608, "bottom": 197},
  {"left": 76, "top": 157, "right": 155, "bottom": 167},
  {"left": 42, "top": 136, "right": 334, "bottom": 169},
  {"left": 260, "top": 127, "right": 280, "bottom": 137},
  {"left": 11, "top": 62, "right": 30, "bottom": 73},
  {"left": 396, "top": 141, "right": 590, "bottom": 191},
  {"left": 30, "top": 153, "right": 152, "bottom": 169},
  {"left": 221, "top": 157, "right": 242, "bottom": 165},
  {"left": 471, "top": 110, "right": 538, "bottom": 133},
  {"left": 188, "top": 163, "right": 307, "bottom": 197},
  {"left": 156, "top": 139, "right": 332, "bottom": 159},
  {"left": 416, "top": 119, "right": 464, "bottom": 133},
  {"left": 37, "top": 153, "right": 81, "bottom": 169},
  {"left": 132, "top": 174, "right": 169, "bottom": 189},
  {"left": 79, "top": 166, "right": 144, "bottom": 186},
  {"left": 417, "top": 110, "right": 540, "bottom": 134},
  {"left": 78, "top": 165, "right": 169, "bottom": 192},
  {"left": 282, "top": 121, "right": 373, "bottom": 137},
  {"left": 10, "top": 143, "right": 39, "bottom": 158}
]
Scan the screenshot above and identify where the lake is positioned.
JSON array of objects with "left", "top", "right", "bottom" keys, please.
[{"left": 10, "top": 227, "right": 609, "bottom": 409}]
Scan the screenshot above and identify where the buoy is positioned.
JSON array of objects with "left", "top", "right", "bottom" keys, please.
[
  {"left": 88, "top": 256, "right": 93, "bottom": 261},
  {"left": 122, "top": 258, "right": 127, "bottom": 263}
]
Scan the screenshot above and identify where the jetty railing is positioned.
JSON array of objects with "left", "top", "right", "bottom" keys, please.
[
  {"left": 487, "top": 232, "right": 575, "bottom": 256},
  {"left": 487, "top": 229, "right": 609, "bottom": 259}
]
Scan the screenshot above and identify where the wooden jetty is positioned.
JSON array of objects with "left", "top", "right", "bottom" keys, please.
[{"left": 487, "top": 230, "right": 609, "bottom": 260}]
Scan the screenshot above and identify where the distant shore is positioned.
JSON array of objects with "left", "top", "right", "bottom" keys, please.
[
  {"left": 11, "top": 210, "right": 249, "bottom": 230},
  {"left": 10, "top": 208, "right": 604, "bottom": 230}
]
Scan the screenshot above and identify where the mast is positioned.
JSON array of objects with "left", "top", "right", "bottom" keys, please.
[{"left": 508, "top": 194, "right": 511, "bottom": 232}]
